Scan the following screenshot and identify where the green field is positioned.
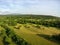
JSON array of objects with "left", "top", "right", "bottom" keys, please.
[{"left": 0, "top": 15, "right": 60, "bottom": 45}]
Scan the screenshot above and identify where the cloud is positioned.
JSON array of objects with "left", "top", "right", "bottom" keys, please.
[{"left": 0, "top": 0, "right": 60, "bottom": 17}]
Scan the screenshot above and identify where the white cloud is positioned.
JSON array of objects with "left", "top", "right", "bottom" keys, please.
[{"left": 0, "top": 0, "right": 60, "bottom": 17}]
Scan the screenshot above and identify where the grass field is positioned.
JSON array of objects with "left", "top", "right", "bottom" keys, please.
[
  {"left": 0, "top": 15, "right": 60, "bottom": 45},
  {"left": 15, "top": 23, "right": 60, "bottom": 45}
]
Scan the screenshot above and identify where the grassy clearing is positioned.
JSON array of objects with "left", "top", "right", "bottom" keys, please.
[
  {"left": 23, "top": 23, "right": 60, "bottom": 35},
  {"left": 0, "top": 15, "right": 60, "bottom": 45},
  {"left": 0, "top": 25, "right": 30, "bottom": 45},
  {"left": 12, "top": 23, "right": 59, "bottom": 45}
]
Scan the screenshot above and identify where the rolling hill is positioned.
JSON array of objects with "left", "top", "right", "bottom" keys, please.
[{"left": 0, "top": 15, "right": 60, "bottom": 45}]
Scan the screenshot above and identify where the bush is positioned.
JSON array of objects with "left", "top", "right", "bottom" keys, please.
[
  {"left": 51, "top": 34, "right": 60, "bottom": 42},
  {"left": 35, "top": 25, "right": 41, "bottom": 28},
  {"left": 3, "top": 36, "right": 10, "bottom": 45}
]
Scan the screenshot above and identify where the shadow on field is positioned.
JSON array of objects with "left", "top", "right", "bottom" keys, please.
[{"left": 37, "top": 34, "right": 60, "bottom": 44}]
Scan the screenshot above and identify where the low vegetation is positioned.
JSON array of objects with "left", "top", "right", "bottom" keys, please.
[{"left": 0, "top": 15, "right": 60, "bottom": 45}]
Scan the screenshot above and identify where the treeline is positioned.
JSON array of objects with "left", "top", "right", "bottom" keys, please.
[
  {"left": 0, "top": 15, "right": 60, "bottom": 28},
  {"left": 37, "top": 34, "right": 60, "bottom": 43},
  {"left": 17, "top": 19, "right": 60, "bottom": 28},
  {"left": 0, "top": 25, "right": 30, "bottom": 45}
]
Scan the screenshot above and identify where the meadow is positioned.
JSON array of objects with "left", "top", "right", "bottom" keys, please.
[{"left": 0, "top": 15, "right": 60, "bottom": 45}]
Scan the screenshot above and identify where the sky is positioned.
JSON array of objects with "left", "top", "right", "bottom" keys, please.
[{"left": 0, "top": 0, "right": 60, "bottom": 17}]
